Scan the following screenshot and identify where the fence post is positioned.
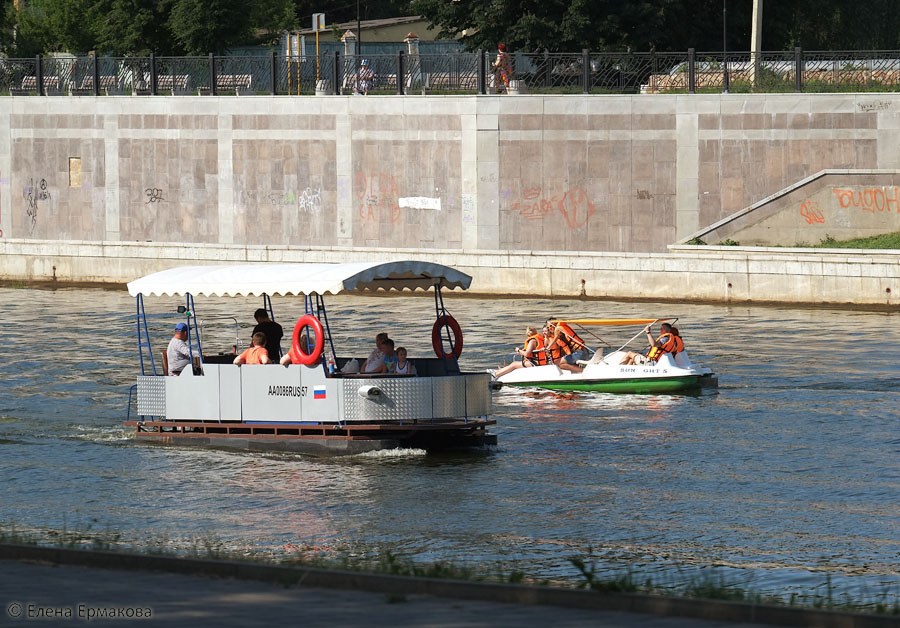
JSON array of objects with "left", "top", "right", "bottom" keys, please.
[
  {"left": 36, "top": 54, "right": 43, "bottom": 96},
  {"left": 150, "top": 53, "right": 157, "bottom": 95},
  {"left": 544, "top": 50, "right": 550, "bottom": 89},
  {"left": 687, "top": 48, "right": 696, "bottom": 94},
  {"left": 477, "top": 49, "right": 486, "bottom": 94},
  {"left": 333, "top": 51, "right": 340, "bottom": 95},
  {"left": 209, "top": 53, "right": 216, "bottom": 95},
  {"left": 270, "top": 50, "right": 277, "bottom": 94},
  {"left": 397, "top": 50, "right": 405, "bottom": 95},
  {"left": 92, "top": 53, "right": 100, "bottom": 95},
  {"left": 794, "top": 47, "right": 803, "bottom": 93},
  {"left": 582, "top": 49, "right": 590, "bottom": 94}
]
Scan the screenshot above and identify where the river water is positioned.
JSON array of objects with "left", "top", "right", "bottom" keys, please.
[{"left": 1, "top": 286, "right": 898, "bottom": 604}]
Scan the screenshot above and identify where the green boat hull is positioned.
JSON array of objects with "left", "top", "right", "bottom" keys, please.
[{"left": 504, "top": 375, "right": 702, "bottom": 394}]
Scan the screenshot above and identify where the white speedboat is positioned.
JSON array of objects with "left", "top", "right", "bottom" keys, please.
[
  {"left": 494, "top": 318, "right": 716, "bottom": 394},
  {"left": 124, "top": 261, "right": 494, "bottom": 455}
]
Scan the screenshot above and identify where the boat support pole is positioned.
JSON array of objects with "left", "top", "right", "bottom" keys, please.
[
  {"left": 433, "top": 282, "right": 457, "bottom": 374},
  {"left": 185, "top": 293, "right": 204, "bottom": 365},
  {"left": 136, "top": 293, "right": 157, "bottom": 376},
  {"left": 609, "top": 318, "right": 661, "bottom": 358}
]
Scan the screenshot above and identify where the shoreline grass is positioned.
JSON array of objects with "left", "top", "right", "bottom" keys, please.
[{"left": 0, "top": 523, "right": 897, "bottom": 616}]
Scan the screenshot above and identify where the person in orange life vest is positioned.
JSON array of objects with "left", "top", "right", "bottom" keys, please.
[
  {"left": 233, "top": 332, "right": 272, "bottom": 365},
  {"left": 546, "top": 318, "right": 587, "bottom": 374},
  {"left": 493, "top": 327, "right": 546, "bottom": 377},
  {"left": 542, "top": 325, "right": 563, "bottom": 363},
  {"left": 670, "top": 326, "right": 685, "bottom": 354},
  {"left": 620, "top": 323, "right": 678, "bottom": 365}
]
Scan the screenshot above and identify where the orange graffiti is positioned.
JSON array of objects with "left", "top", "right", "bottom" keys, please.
[
  {"left": 355, "top": 172, "right": 400, "bottom": 223},
  {"left": 510, "top": 187, "right": 595, "bottom": 228},
  {"left": 800, "top": 200, "right": 825, "bottom": 225},
  {"left": 832, "top": 187, "right": 900, "bottom": 213}
]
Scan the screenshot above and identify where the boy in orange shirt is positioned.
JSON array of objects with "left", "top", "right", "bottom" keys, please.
[{"left": 233, "top": 332, "right": 272, "bottom": 365}]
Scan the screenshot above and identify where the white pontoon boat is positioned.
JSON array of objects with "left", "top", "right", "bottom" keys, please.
[
  {"left": 124, "top": 261, "right": 495, "bottom": 455},
  {"left": 494, "top": 318, "right": 716, "bottom": 394}
]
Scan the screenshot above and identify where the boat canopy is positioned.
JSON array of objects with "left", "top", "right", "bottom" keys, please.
[
  {"left": 127, "top": 261, "right": 472, "bottom": 297},
  {"left": 552, "top": 318, "right": 676, "bottom": 326}
]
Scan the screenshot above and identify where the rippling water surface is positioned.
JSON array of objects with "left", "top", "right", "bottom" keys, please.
[{"left": 1, "top": 286, "right": 898, "bottom": 601}]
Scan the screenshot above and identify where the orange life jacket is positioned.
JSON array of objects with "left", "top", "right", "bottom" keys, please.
[
  {"left": 525, "top": 333, "right": 549, "bottom": 365},
  {"left": 553, "top": 322, "right": 587, "bottom": 356},
  {"left": 673, "top": 335, "right": 684, "bottom": 354},
  {"left": 647, "top": 333, "right": 677, "bottom": 361}
]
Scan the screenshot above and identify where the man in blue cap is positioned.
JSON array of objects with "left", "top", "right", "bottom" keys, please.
[{"left": 167, "top": 322, "right": 191, "bottom": 375}]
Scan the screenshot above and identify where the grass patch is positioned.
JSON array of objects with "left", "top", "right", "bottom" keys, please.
[{"left": 806, "top": 231, "right": 900, "bottom": 249}]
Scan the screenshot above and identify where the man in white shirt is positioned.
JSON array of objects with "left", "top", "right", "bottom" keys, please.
[{"left": 167, "top": 322, "right": 192, "bottom": 375}]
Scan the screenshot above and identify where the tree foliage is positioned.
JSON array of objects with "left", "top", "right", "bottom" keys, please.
[
  {"left": 8, "top": 0, "right": 297, "bottom": 56},
  {"left": 410, "top": 0, "right": 900, "bottom": 52}
]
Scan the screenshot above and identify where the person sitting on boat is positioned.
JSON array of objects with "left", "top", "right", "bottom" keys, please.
[
  {"left": 361, "top": 332, "right": 389, "bottom": 373},
  {"left": 546, "top": 318, "right": 588, "bottom": 374},
  {"left": 394, "top": 346, "right": 416, "bottom": 375},
  {"left": 167, "top": 322, "right": 192, "bottom": 375},
  {"left": 252, "top": 308, "right": 283, "bottom": 363},
  {"left": 382, "top": 338, "right": 397, "bottom": 373},
  {"left": 670, "top": 326, "right": 685, "bottom": 354},
  {"left": 233, "top": 332, "right": 272, "bottom": 365},
  {"left": 493, "top": 327, "right": 547, "bottom": 377},
  {"left": 620, "top": 323, "right": 679, "bottom": 365}
]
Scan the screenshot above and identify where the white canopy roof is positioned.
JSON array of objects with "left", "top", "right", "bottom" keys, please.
[{"left": 126, "top": 261, "right": 472, "bottom": 297}]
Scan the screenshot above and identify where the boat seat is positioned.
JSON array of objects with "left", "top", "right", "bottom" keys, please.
[
  {"left": 577, "top": 349, "right": 606, "bottom": 367},
  {"left": 161, "top": 350, "right": 169, "bottom": 376}
]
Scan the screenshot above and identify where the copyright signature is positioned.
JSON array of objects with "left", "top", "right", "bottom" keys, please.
[{"left": 7, "top": 602, "right": 22, "bottom": 618}]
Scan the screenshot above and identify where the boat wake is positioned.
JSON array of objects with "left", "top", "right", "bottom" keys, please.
[{"left": 353, "top": 447, "right": 428, "bottom": 460}]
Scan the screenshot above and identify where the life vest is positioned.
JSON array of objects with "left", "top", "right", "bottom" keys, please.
[
  {"left": 525, "top": 332, "right": 549, "bottom": 365},
  {"left": 647, "top": 333, "right": 678, "bottom": 361},
  {"left": 553, "top": 322, "right": 587, "bottom": 356},
  {"left": 673, "top": 335, "right": 684, "bottom": 354}
]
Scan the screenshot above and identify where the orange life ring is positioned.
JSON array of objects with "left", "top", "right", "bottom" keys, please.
[
  {"left": 432, "top": 315, "right": 463, "bottom": 359},
  {"left": 289, "top": 315, "right": 324, "bottom": 366}
]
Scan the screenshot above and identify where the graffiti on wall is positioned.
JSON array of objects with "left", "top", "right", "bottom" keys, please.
[
  {"left": 509, "top": 186, "right": 595, "bottom": 228},
  {"left": 356, "top": 172, "right": 400, "bottom": 223},
  {"left": 298, "top": 187, "right": 323, "bottom": 214},
  {"left": 145, "top": 188, "right": 165, "bottom": 203},
  {"left": 832, "top": 187, "right": 900, "bottom": 214},
  {"left": 800, "top": 200, "right": 825, "bottom": 225},
  {"left": 24, "top": 178, "right": 51, "bottom": 233}
]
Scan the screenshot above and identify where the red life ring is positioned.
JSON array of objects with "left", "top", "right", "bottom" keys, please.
[
  {"left": 432, "top": 315, "right": 463, "bottom": 359},
  {"left": 289, "top": 315, "right": 324, "bottom": 366}
]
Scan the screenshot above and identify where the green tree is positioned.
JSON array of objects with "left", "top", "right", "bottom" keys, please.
[
  {"left": 92, "top": 0, "right": 177, "bottom": 55},
  {"left": 411, "top": 0, "right": 900, "bottom": 53},
  {"left": 168, "top": 0, "right": 250, "bottom": 55},
  {"left": 14, "top": 0, "right": 99, "bottom": 55}
]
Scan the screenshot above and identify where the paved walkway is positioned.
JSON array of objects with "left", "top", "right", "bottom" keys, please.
[{"left": 0, "top": 560, "right": 772, "bottom": 627}]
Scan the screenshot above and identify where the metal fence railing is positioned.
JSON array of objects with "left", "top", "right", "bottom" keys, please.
[{"left": 5, "top": 49, "right": 900, "bottom": 96}]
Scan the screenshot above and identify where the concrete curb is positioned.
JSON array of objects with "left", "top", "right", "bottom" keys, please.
[{"left": 0, "top": 544, "right": 895, "bottom": 627}]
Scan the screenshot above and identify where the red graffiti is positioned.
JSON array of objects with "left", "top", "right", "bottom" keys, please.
[
  {"left": 355, "top": 172, "right": 400, "bottom": 224},
  {"left": 832, "top": 187, "right": 900, "bottom": 213},
  {"left": 510, "top": 187, "right": 595, "bottom": 228},
  {"left": 800, "top": 200, "right": 825, "bottom": 225}
]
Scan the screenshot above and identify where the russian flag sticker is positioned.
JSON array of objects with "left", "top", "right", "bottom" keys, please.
[{"left": 313, "top": 386, "right": 326, "bottom": 400}]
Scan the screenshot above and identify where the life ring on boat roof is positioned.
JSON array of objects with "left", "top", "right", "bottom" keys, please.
[
  {"left": 432, "top": 314, "right": 463, "bottom": 359},
  {"left": 289, "top": 315, "right": 324, "bottom": 366}
]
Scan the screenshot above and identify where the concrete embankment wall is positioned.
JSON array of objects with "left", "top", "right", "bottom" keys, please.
[
  {"left": 1, "top": 92, "right": 900, "bottom": 305},
  {"left": 4, "top": 237, "right": 900, "bottom": 308}
]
